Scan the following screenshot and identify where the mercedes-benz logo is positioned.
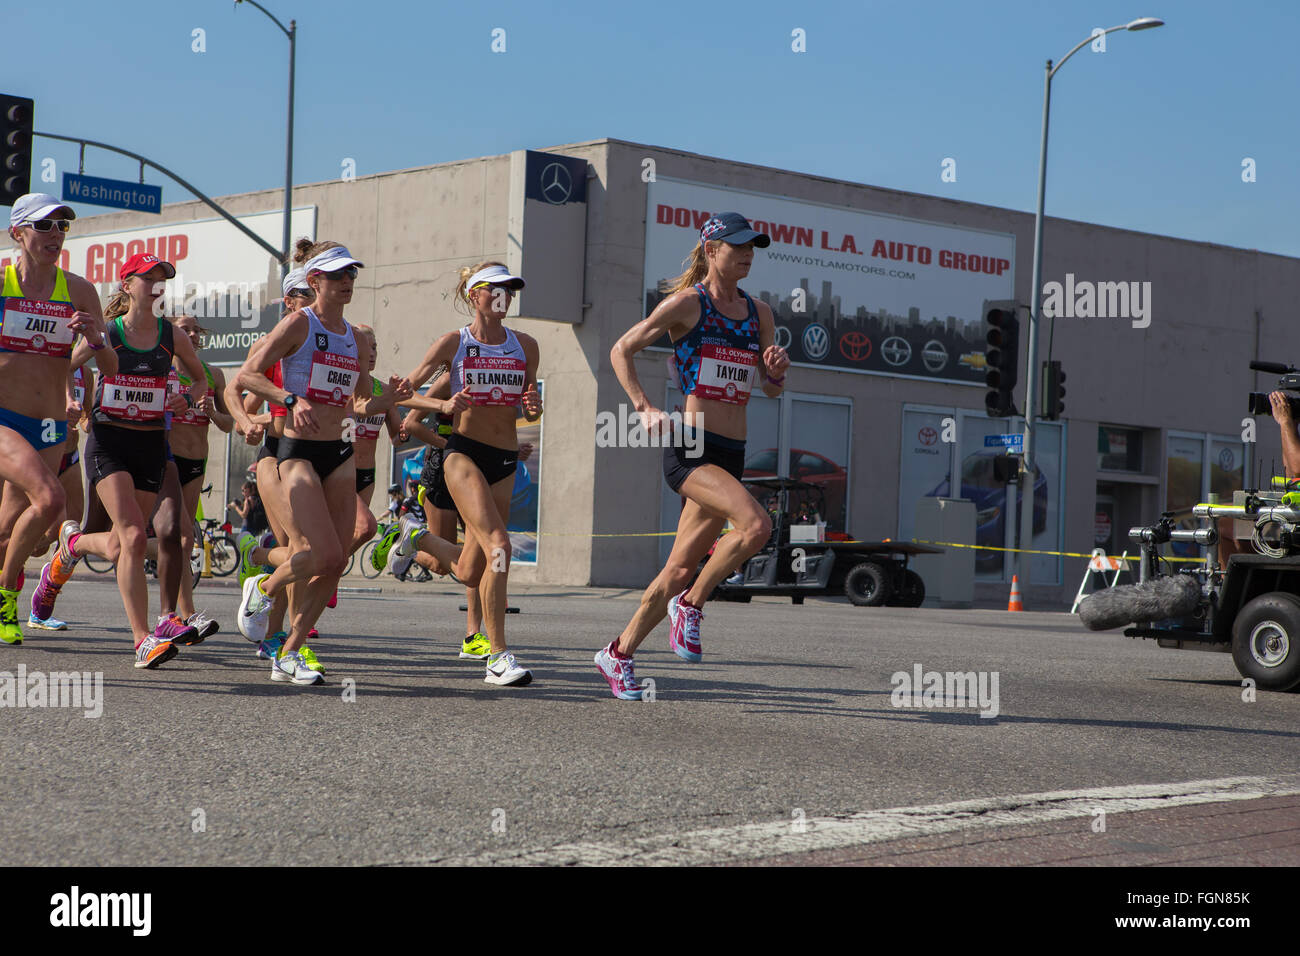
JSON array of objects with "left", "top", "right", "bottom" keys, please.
[
  {"left": 774, "top": 325, "right": 792, "bottom": 350},
  {"left": 539, "top": 162, "right": 573, "bottom": 205},
  {"left": 921, "top": 339, "right": 948, "bottom": 372},
  {"left": 802, "top": 324, "right": 830, "bottom": 362},
  {"left": 881, "top": 336, "right": 911, "bottom": 367}
]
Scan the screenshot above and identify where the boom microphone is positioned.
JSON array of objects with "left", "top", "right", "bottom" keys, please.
[{"left": 1077, "top": 575, "right": 1201, "bottom": 631}]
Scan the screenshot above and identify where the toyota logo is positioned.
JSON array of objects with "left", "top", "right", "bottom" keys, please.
[
  {"left": 918, "top": 426, "right": 938, "bottom": 446},
  {"left": 539, "top": 162, "right": 573, "bottom": 205},
  {"left": 921, "top": 339, "right": 949, "bottom": 372},
  {"left": 774, "top": 325, "right": 792, "bottom": 350},
  {"left": 881, "top": 336, "right": 911, "bottom": 367},
  {"left": 839, "top": 331, "right": 871, "bottom": 362},
  {"left": 802, "top": 324, "right": 830, "bottom": 361}
]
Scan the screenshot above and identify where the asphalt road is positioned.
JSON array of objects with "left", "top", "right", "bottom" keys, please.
[{"left": 2, "top": 573, "right": 1297, "bottom": 866}]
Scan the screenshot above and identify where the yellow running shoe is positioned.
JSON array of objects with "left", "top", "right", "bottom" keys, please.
[
  {"left": 0, "top": 587, "right": 23, "bottom": 645},
  {"left": 299, "top": 644, "right": 325, "bottom": 674},
  {"left": 459, "top": 632, "right": 490, "bottom": 660}
]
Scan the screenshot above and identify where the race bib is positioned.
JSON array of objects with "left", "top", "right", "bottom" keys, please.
[
  {"left": 693, "top": 343, "right": 757, "bottom": 405},
  {"left": 0, "top": 297, "right": 77, "bottom": 357},
  {"left": 100, "top": 373, "right": 166, "bottom": 421},
  {"left": 462, "top": 355, "right": 526, "bottom": 407},
  {"left": 355, "top": 414, "right": 384, "bottom": 441},
  {"left": 169, "top": 368, "right": 209, "bottom": 426},
  {"left": 305, "top": 351, "right": 360, "bottom": 407}
]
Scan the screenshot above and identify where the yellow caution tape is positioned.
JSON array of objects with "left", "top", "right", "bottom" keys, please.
[{"left": 908, "top": 538, "right": 1205, "bottom": 563}]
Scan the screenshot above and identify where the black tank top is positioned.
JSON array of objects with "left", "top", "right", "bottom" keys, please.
[{"left": 92, "top": 317, "right": 176, "bottom": 427}]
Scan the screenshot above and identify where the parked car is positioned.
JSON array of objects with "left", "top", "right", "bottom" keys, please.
[
  {"left": 927, "top": 450, "right": 1048, "bottom": 567},
  {"left": 743, "top": 447, "right": 847, "bottom": 529}
]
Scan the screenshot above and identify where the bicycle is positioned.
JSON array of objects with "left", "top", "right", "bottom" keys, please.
[{"left": 193, "top": 518, "right": 238, "bottom": 579}]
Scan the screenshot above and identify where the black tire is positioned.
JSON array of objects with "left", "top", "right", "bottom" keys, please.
[
  {"left": 359, "top": 540, "right": 383, "bottom": 579},
  {"left": 845, "top": 562, "right": 891, "bottom": 607},
  {"left": 899, "top": 570, "right": 926, "bottom": 608},
  {"left": 343, "top": 551, "right": 356, "bottom": 577},
  {"left": 208, "top": 535, "right": 239, "bottom": 577},
  {"left": 1231, "top": 592, "right": 1300, "bottom": 692},
  {"left": 83, "top": 553, "right": 115, "bottom": 574}
]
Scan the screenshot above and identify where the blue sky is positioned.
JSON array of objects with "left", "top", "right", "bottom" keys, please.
[{"left": 17, "top": 0, "right": 1296, "bottom": 256}]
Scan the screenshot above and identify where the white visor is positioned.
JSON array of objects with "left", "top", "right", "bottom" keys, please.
[
  {"left": 305, "top": 246, "right": 365, "bottom": 275},
  {"left": 282, "top": 267, "right": 310, "bottom": 297},
  {"left": 465, "top": 264, "right": 525, "bottom": 293}
]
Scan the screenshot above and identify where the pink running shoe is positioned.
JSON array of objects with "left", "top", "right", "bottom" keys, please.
[
  {"left": 155, "top": 613, "right": 200, "bottom": 646},
  {"left": 30, "top": 562, "right": 60, "bottom": 621},
  {"left": 327, "top": 588, "right": 338, "bottom": 609},
  {"left": 595, "top": 641, "right": 643, "bottom": 700},
  {"left": 667, "top": 591, "right": 703, "bottom": 662}
]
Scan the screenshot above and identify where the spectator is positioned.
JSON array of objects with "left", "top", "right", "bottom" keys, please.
[{"left": 229, "top": 480, "right": 269, "bottom": 537}]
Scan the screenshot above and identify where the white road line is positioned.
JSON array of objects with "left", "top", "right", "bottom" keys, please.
[{"left": 391, "top": 774, "right": 1300, "bottom": 867}]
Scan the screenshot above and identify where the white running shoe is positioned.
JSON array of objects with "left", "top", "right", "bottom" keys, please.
[
  {"left": 484, "top": 651, "right": 532, "bottom": 687},
  {"left": 237, "top": 573, "right": 272, "bottom": 643},
  {"left": 270, "top": 649, "right": 322, "bottom": 685},
  {"left": 186, "top": 610, "right": 220, "bottom": 640},
  {"left": 395, "top": 514, "right": 424, "bottom": 557}
]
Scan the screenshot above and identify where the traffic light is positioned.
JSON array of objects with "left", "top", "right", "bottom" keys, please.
[
  {"left": 0, "top": 94, "right": 34, "bottom": 207},
  {"left": 984, "top": 307, "right": 1020, "bottom": 417},
  {"left": 1042, "top": 359, "right": 1066, "bottom": 420}
]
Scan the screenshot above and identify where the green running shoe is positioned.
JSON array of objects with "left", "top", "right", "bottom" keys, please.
[
  {"left": 459, "top": 632, "right": 490, "bottom": 660},
  {"left": 0, "top": 587, "right": 22, "bottom": 645},
  {"left": 299, "top": 644, "right": 325, "bottom": 674},
  {"left": 236, "top": 533, "right": 260, "bottom": 586},
  {"left": 370, "top": 524, "right": 402, "bottom": 572}
]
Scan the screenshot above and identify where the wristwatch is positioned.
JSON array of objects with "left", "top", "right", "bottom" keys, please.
[{"left": 283, "top": 392, "right": 298, "bottom": 409}]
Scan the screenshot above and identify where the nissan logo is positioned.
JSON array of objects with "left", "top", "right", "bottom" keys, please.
[{"left": 921, "top": 339, "right": 948, "bottom": 372}]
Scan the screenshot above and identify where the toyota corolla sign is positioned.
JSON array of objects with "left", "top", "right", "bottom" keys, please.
[{"left": 643, "top": 178, "right": 1014, "bottom": 385}]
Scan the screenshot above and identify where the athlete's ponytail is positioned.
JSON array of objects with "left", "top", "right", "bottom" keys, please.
[
  {"left": 103, "top": 287, "right": 132, "bottom": 320},
  {"left": 292, "top": 237, "right": 341, "bottom": 266},
  {"left": 453, "top": 259, "right": 508, "bottom": 315},
  {"left": 666, "top": 242, "right": 711, "bottom": 295}
]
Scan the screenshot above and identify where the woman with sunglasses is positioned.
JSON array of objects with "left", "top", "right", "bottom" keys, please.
[
  {"left": 403, "top": 261, "right": 541, "bottom": 687},
  {"left": 598, "top": 213, "right": 788, "bottom": 700},
  {"left": 54, "top": 252, "right": 208, "bottom": 668},
  {"left": 235, "top": 242, "right": 411, "bottom": 685},
  {"left": 0, "top": 194, "right": 115, "bottom": 646}
]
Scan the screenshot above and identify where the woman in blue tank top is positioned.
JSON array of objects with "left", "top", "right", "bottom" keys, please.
[{"left": 599, "top": 213, "right": 790, "bottom": 700}]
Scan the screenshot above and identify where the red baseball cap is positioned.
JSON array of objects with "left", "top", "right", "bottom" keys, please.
[{"left": 119, "top": 253, "right": 177, "bottom": 281}]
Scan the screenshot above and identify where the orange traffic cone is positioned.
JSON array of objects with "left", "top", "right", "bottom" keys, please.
[{"left": 1007, "top": 575, "right": 1024, "bottom": 612}]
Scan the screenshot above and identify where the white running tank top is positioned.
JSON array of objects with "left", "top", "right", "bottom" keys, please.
[
  {"left": 449, "top": 325, "right": 526, "bottom": 407},
  {"left": 280, "top": 306, "right": 360, "bottom": 407}
]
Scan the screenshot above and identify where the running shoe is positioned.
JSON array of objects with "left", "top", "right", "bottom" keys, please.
[
  {"left": 395, "top": 514, "right": 424, "bottom": 557},
  {"left": 237, "top": 573, "right": 272, "bottom": 643},
  {"left": 459, "top": 633, "right": 490, "bottom": 660},
  {"left": 370, "top": 523, "right": 402, "bottom": 572},
  {"left": 595, "top": 641, "right": 643, "bottom": 701},
  {"left": 134, "top": 634, "right": 177, "bottom": 669},
  {"left": 0, "top": 588, "right": 22, "bottom": 646},
  {"left": 299, "top": 644, "right": 325, "bottom": 674},
  {"left": 54, "top": 520, "right": 83, "bottom": 582},
  {"left": 30, "top": 562, "right": 60, "bottom": 621},
  {"left": 484, "top": 651, "right": 532, "bottom": 687},
  {"left": 157, "top": 613, "right": 201, "bottom": 646},
  {"left": 257, "top": 632, "right": 286, "bottom": 660},
  {"left": 186, "top": 611, "right": 220, "bottom": 641},
  {"left": 391, "top": 550, "right": 416, "bottom": 580},
  {"left": 327, "top": 587, "right": 337, "bottom": 609},
  {"left": 271, "top": 649, "right": 322, "bottom": 685},
  {"left": 236, "top": 533, "right": 260, "bottom": 586},
  {"left": 27, "top": 613, "right": 67, "bottom": 631},
  {"left": 667, "top": 590, "right": 704, "bottom": 663}
]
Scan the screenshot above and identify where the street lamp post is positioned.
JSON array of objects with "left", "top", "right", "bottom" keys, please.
[
  {"left": 1017, "top": 16, "right": 1164, "bottom": 586},
  {"left": 234, "top": 0, "right": 296, "bottom": 279}
]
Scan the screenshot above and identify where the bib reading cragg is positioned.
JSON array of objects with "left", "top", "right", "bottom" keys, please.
[
  {"left": 306, "top": 351, "right": 361, "bottom": 407},
  {"left": 99, "top": 373, "right": 167, "bottom": 421},
  {"left": 0, "top": 264, "right": 77, "bottom": 357}
]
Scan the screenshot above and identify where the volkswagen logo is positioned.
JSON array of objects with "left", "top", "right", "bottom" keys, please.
[
  {"left": 539, "top": 162, "right": 573, "bottom": 205},
  {"left": 802, "top": 324, "right": 830, "bottom": 361},
  {"left": 774, "top": 325, "right": 792, "bottom": 350},
  {"left": 881, "top": 336, "right": 911, "bottom": 367},
  {"left": 838, "top": 331, "right": 871, "bottom": 363},
  {"left": 1218, "top": 447, "right": 1235, "bottom": 470},
  {"left": 921, "top": 339, "right": 948, "bottom": 372}
]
